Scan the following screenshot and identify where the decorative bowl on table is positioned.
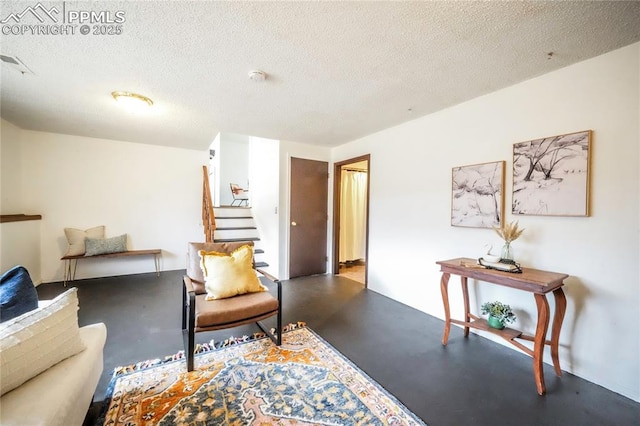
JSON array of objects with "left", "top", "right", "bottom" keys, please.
[{"left": 482, "top": 254, "right": 501, "bottom": 263}]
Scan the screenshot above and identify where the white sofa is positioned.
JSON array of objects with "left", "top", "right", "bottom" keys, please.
[
  {"left": 0, "top": 290, "right": 107, "bottom": 426},
  {"left": 1, "top": 323, "right": 107, "bottom": 425}
]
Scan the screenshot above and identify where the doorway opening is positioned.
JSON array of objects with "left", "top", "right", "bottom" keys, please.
[{"left": 333, "top": 155, "right": 370, "bottom": 286}]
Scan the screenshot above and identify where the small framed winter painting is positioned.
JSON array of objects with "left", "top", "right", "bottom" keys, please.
[
  {"left": 512, "top": 130, "right": 591, "bottom": 216},
  {"left": 451, "top": 161, "right": 505, "bottom": 228}
]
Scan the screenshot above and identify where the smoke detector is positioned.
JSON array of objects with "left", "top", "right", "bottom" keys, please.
[{"left": 248, "top": 70, "right": 266, "bottom": 82}]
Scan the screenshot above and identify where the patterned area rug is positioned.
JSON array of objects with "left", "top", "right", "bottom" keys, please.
[{"left": 98, "top": 323, "right": 426, "bottom": 425}]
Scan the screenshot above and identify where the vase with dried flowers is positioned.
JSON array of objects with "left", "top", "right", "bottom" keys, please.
[{"left": 494, "top": 220, "right": 524, "bottom": 260}]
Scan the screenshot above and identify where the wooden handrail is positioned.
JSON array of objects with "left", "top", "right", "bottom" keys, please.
[{"left": 202, "top": 165, "right": 216, "bottom": 242}]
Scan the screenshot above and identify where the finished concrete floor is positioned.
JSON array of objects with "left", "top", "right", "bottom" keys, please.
[{"left": 37, "top": 270, "right": 639, "bottom": 425}]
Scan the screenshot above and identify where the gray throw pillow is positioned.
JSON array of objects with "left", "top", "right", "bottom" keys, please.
[{"left": 84, "top": 234, "right": 127, "bottom": 256}]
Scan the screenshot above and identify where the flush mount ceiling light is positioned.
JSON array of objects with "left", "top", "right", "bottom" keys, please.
[
  {"left": 111, "top": 91, "right": 153, "bottom": 110},
  {"left": 248, "top": 70, "right": 266, "bottom": 82}
]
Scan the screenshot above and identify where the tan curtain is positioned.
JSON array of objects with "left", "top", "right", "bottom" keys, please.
[{"left": 339, "top": 169, "right": 367, "bottom": 262}]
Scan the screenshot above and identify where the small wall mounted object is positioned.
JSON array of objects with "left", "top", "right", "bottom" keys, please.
[
  {"left": 512, "top": 130, "right": 591, "bottom": 216},
  {"left": 451, "top": 161, "right": 505, "bottom": 228}
]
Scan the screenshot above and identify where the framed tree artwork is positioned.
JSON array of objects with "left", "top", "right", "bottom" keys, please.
[
  {"left": 512, "top": 130, "right": 591, "bottom": 216},
  {"left": 451, "top": 161, "right": 505, "bottom": 228}
]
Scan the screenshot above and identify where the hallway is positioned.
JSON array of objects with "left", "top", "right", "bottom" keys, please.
[{"left": 338, "top": 262, "right": 366, "bottom": 284}]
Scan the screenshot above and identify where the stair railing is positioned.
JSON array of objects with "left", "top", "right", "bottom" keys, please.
[{"left": 202, "top": 165, "right": 216, "bottom": 242}]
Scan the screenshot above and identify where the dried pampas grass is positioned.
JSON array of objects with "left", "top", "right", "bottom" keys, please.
[{"left": 495, "top": 221, "right": 524, "bottom": 243}]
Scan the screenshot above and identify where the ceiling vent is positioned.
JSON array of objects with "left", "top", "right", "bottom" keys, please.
[{"left": 0, "top": 54, "right": 34, "bottom": 75}]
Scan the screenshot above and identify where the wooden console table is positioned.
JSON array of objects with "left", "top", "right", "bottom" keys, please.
[{"left": 436, "top": 258, "right": 568, "bottom": 395}]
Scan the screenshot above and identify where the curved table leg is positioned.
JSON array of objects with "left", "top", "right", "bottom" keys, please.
[
  {"left": 551, "top": 288, "right": 567, "bottom": 376},
  {"left": 461, "top": 277, "right": 470, "bottom": 337},
  {"left": 440, "top": 273, "right": 451, "bottom": 345},
  {"left": 534, "top": 293, "right": 551, "bottom": 395}
]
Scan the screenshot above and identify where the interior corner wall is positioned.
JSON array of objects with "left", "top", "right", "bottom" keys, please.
[
  {"left": 218, "top": 134, "right": 250, "bottom": 206},
  {"left": 19, "top": 130, "right": 208, "bottom": 282},
  {"left": 331, "top": 43, "right": 640, "bottom": 401},
  {"left": 1, "top": 119, "right": 42, "bottom": 284},
  {"left": 278, "top": 140, "right": 331, "bottom": 280},
  {"left": 248, "top": 137, "right": 280, "bottom": 276},
  {"left": 1, "top": 119, "right": 23, "bottom": 214},
  {"left": 209, "top": 133, "right": 221, "bottom": 207}
]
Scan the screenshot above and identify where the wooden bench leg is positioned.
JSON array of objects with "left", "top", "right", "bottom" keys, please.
[
  {"left": 63, "top": 260, "right": 70, "bottom": 286},
  {"left": 154, "top": 253, "right": 160, "bottom": 277},
  {"left": 63, "top": 259, "right": 78, "bottom": 287}
]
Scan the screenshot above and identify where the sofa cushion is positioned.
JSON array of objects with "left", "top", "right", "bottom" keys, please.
[
  {"left": 195, "top": 291, "right": 278, "bottom": 328},
  {"left": 0, "top": 266, "right": 38, "bottom": 323},
  {"left": 199, "top": 245, "right": 266, "bottom": 300},
  {"left": 0, "top": 323, "right": 107, "bottom": 426},
  {"left": 84, "top": 234, "right": 127, "bottom": 256},
  {"left": 64, "top": 226, "right": 105, "bottom": 256},
  {"left": 0, "top": 288, "right": 86, "bottom": 396}
]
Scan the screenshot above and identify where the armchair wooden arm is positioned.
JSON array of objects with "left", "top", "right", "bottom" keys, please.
[{"left": 256, "top": 268, "right": 279, "bottom": 283}]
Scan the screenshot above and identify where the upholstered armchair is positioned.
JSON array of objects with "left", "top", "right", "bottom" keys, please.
[{"left": 182, "top": 241, "right": 281, "bottom": 371}]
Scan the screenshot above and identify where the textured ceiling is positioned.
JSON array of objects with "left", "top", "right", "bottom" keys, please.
[{"left": 1, "top": 1, "right": 639, "bottom": 150}]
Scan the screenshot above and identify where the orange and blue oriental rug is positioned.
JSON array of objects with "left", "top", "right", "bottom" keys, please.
[{"left": 99, "top": 323, "right": 426, "bottom": 425}]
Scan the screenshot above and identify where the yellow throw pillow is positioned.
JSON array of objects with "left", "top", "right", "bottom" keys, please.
[{"left": 199, "top": 245, "right": 266, "bottom": 300}]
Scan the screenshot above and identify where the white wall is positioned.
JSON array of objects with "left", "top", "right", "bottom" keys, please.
[
  {"left": 219, "top": 133, "right": 250, "bottom": 206},
  {"left": 0, "top": 220, "right": 42, "bottom": 285},
  {"left": 331, "top": 43, "right": 640, "bottom": 401},
  {"left": 278, "top": 140, "right": 332, "bottom": 279},
  {"left": 1, "top": 119, "right": 23, "bottom": 214},
  {"left": 249, "top": 137, "right": 280, "bottom": 275},
  {"left": 209, "top": 133, "right": 221, "bottom": 207},
  {"left": 18, "top": 130, "right": 207, "bottom": 282},
  {"left": 1, "top": 119, "right": 42, "bottom": 283}
]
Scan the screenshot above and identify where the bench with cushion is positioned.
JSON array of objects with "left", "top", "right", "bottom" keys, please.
[{"left": 61, "top": 249, "right": 161, "bottom": 284}]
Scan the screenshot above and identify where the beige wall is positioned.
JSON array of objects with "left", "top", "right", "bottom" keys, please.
[
  {"left": 12, "top": 130, "right": 208, "bottom": 282},
  {"left": 332, "top": 43, "right": 640, "bottom": 401},
  {"left": 1, "top": 119, "right": 42, "bottom": 284},
  {"left": 1, "top": 119, "right": 23, "bottom": 214}
]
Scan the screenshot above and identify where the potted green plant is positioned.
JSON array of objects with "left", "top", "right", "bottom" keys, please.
[{"left": 481, "top": 301, "right": 516, "bottom": 330}]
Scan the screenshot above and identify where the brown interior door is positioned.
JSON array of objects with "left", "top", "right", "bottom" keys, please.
[{"left": 289, "top": 157, "right": 328, "bottom": 278}]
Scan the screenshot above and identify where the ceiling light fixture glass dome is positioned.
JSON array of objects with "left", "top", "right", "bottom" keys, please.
[{"left": 111, "top": 91, "right": 153, "bottom": 111}]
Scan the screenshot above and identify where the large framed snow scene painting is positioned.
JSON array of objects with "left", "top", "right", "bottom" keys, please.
[
  {"left": 512, "top": 130, "right": 591, "bottom": 216},
  {"left": 451, "top": 161, "right": 505, "bottom": 228}
]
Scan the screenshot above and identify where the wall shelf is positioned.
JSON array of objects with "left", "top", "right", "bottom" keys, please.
[{"left": 0, "top": 214, "right": 42, "bottom": 223}]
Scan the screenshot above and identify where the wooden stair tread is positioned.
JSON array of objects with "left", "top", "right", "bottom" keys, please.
[
  {"left": 254, "top": 261, "right": 269, "bottom": 268},
  {"left": 215, "top": 216, "right": 253, "bottom": 220},
  {"left": 215, "top": 226, "right": 257, "bottom": 230},
  {"left": 214, "top": 237, "right": 260, "bottom": 242}
]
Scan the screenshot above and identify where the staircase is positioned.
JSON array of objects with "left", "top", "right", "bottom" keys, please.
[
  {"left": 213, "top": 207, "right": 268, "bottom": 268},
  {"left": 201, "top": 166, "right": 269, "bottom": 268}
]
